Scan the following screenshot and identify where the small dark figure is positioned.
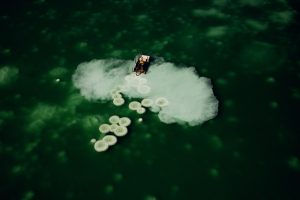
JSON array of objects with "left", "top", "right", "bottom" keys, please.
[{"left": 133, "top": 55, "right": 154, "bottom": 76}]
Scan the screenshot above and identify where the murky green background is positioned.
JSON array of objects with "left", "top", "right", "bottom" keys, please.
[{"left": 1, "top": 0, "right": 299, "bottom": 199}]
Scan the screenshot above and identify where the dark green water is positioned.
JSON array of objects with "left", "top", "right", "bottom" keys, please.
[{"left": 1, "top": 0, "right": 299, "bottom": 199}]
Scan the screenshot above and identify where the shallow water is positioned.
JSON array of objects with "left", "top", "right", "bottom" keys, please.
[{"left": 1, "top": 0, "right": 299, "bottom": 199}]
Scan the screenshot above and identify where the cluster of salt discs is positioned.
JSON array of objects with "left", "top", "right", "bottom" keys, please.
[
  {"left": 93, "top": 135, "right": 117, "bottom": 152},
  {"left": 111, "top": 87, "right": 125, "bottom": 106},
  {"left": 94, "top": 115, "right": 131, "bottom": 152},
  {"left": 129, "top": 101, "right": 146, "bottom": 114},
  {"left": 128, "top": 97, "right": 169, "bottom": 115}
]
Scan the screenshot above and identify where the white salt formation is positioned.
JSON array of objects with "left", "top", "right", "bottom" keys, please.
[
  {"left": 73, "top": 59, "right": 218, "bottom": 126},
  {"left": 150, "top": 106, "right": 161, "bottom": 113},
  {"left": 90, "top": 138, "right": 96, "bottom": 143},
  {"left": 119, "top": 117, "right": 131, "bottom": 127},
  {"left": 73, "top": 59, "right": 132, "bottom": 100},
  {"left": 109, "top": 124, "right": 118, "bottom": 132},
  {"left": 112, "top": 93, "right": 122, "bottom": 99},
  {"left": 137, "top": 85, "right": 151, "bottom": 94},
  {"left": 155, "top": 97, "right": 169, "bottom": 107},
  {"left": 109, "top": 115, "right": 120, "bottom": 124},
  {"left": 141, "top": 98, "right": 153, "bottom": 107},
  {"left": 110, "top": 88, "right": 122, "bottom": 95},
  {"left": 113, "top": 98, "right": 125, "bottom": 106},
  {"left": 129, "top": 101, "right": 141, "bottom": 110},
  {"left": 94, "top": 140, "right": 109, "bottom": 152},
  {"left": 137, "top": 77, "right": 147, "bottom": 84},
  {"left": 99, "top": 124, "right": 110, "bottom": 134},
  {"left": 137, "top": 107, "right": 146, "bottom": 114},
  {"left": 113, "top": 126, "right": 128, "bottom": 137},
  {"left": 138, "top": 118, "right": 143, "bottom": 122},
  {"left": 103, "top": 135, "right": 117, "bottom": 146}
]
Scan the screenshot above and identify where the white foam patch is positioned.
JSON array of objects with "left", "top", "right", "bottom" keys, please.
[{"left": 73, "top": 59, "right": 218, "bottom": 126}]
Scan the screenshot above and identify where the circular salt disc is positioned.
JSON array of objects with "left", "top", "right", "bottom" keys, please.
[
  {"left": 110, "top": 88, "right": 122, "bottom": 95},
  {"left": 109, "top": 115, "right": 120, "bottom": 124},
  {"left": 113, "top": 98, "right": 125, "bottom": 106},
  {"left": 99, "top": 124, "right": 110, "bottom": 134},
  {"left": 112, "top": 93, "right": 122, "bottom": 99},
  {"left": 90, "top": 138, "right": 96, "bottom": 143},
  {"left": 119, "top": 117, "right": 131, "bottom": 126},
  {"left": 129, "top": 101, "right": 141, "bottom": 110},
  {"left": 94, "top": 140, "right": 109, "bottom": 152},
  {"left": 141, "top": 98, "right": 153, "bottom": 107},
  {"left": 113, "top": 126, "right": 128, "bottom": 137},
  {"left": 155, "top": 97, "right": 169, "bottom": 107},
  {"left": 109, "top": 124, "right": 119, "bottom": 132},
  {"left": 137, "top": 107, "right": 146, "bottom": 114},
  {"left": 103, "top": 135, "right": 117, "bottom": 146}
]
